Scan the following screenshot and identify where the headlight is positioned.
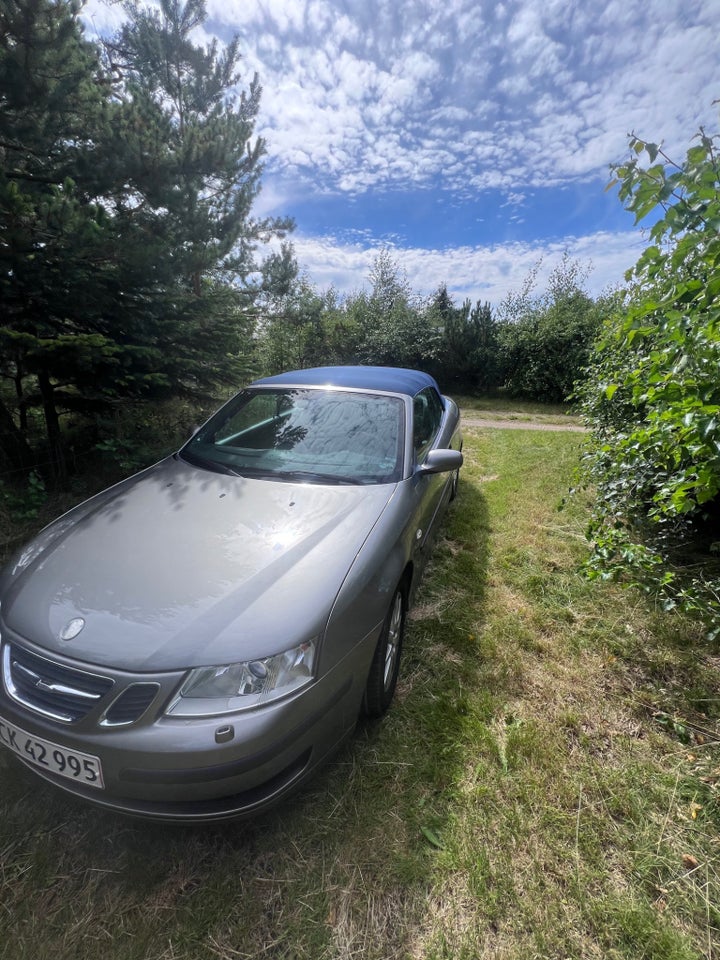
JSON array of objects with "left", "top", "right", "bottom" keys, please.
[{"left": 166, "top": 640, "right": 316, "bottom": 717}]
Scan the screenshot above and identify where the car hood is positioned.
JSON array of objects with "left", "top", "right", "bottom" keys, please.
[{"left": 0, "top": 457, "right": 396, "bottom": 671}]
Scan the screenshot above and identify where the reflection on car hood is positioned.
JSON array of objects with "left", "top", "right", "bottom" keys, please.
[{"left": 0, "top": 458, "right": 396, "bottom": 671}]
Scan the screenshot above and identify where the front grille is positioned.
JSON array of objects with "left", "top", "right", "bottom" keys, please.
[
  {"left": 2, "top": 643, "right": 114, "bottom": 722},
  {"left": 103, "top": 683, "right": 160, "bottom": 725}
]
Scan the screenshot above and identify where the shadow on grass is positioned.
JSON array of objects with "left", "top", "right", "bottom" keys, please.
[{"left": 0, "top": 482, "right": 492, "bottom": 960}]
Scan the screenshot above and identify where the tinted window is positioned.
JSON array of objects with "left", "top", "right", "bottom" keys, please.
[
  {"left": 182, "top": 388, "right": 405, "bottom": 484},
  {"left": 413, "top": 388, "right": 444, "bottom": 462}
]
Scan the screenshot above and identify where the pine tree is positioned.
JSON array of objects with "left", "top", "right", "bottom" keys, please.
[
  {"left": 430, "top": 285, "right": 500, "bottom": 391},
  {"left": 0, "top": 0, "right": 294, "bottom": 479},
  {"left": 0, "top": 0, "right": 121, "bottom": 476}
]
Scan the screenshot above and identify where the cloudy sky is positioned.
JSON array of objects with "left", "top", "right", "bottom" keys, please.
[{"left": 85, "top": 0, "right": 719, "bottom": 306}]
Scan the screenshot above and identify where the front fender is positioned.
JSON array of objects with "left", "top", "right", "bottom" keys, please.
[{"left": 318, "top": 486, "right": 416, "bottom": 678}]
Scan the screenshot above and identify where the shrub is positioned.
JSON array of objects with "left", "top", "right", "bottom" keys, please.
[
  {"left": 580, "top": 128, "right": 720, "bottom": 636},
  {"left": 497, "top": 255, "right": 605, "bottom": 403}
]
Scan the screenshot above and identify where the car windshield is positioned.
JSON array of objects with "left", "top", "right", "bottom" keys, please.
[{"left": 180, "top": 387, "right": 405, "bottom": 484}]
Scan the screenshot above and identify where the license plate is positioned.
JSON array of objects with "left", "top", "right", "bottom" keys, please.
[{"left": 0, "top": 716, "right": 104, "bottom": 789}]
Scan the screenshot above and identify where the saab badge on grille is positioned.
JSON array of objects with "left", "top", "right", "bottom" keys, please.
[{"left": 59, "top": 618, "right": 85, "bottom": 641}]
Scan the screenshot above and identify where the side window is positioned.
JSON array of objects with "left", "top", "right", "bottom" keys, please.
[{"left": 413, "top": 388, "right": 444, "bottom": 462}]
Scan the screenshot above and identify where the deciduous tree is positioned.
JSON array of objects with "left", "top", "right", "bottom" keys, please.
[
  {"left": 497, "top": 255, "right": 604, "bottom": 402},
  {"left": 350, "top": 250, "right": 440, "bottom": 368}
]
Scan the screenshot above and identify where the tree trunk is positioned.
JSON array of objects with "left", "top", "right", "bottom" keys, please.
[
  {"left": 0, "top": 396, "right": 35, "bottom": 480},
  {"left": 14, "top": 355, "right": 27, "bottom": 433},
  {"left": 37, "top": 367, "right": 66, "bottom": 483}
]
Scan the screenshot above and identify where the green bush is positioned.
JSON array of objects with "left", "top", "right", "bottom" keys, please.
[
  {"left": 497, "top": 255, "right": 606, "bottom": 403},
  {"left": 580, "top": 127, "right": 720, "bottom": 636},
  {"left": 0, "top": 470, "right": 46, "bottom": 523}
]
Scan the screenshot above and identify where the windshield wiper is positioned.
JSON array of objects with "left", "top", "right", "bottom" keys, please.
[
  {"left": 178, "top": 451, "right": 243, "bottom": 476},
  {"left": 270, "top": 470, "right": 361, "bottom": 485}
]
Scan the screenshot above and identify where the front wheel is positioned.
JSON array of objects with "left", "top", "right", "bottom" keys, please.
[
  {"left": 363, "top": 588, "right": 405, "bottom": 718},
  {"left": 450, "top": 444, "right": 462, "bottom": 500},
  {"left": 450, "top": 466, "right": 460, "bottom": 500}
]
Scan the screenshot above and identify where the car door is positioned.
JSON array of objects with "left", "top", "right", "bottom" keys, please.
[{"left": 409, "top": 387, "right": 449, "bottom": 567}]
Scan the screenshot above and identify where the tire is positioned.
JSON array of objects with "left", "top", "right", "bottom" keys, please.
[
  {"left": 363, "top": 588, "right": 405, "bottom": 718},
  {"left": 450, "top": 443, "right": 462, "bottom": 501},
  {"left": 450, "top": 466, "right": 459, "bottom": 500}
]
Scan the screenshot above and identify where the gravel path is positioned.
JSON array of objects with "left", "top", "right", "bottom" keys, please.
[{"left": 462, "top": 416, "right": 586, "bottom": 433}]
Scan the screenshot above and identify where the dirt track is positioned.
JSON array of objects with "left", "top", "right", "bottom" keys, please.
[{"left": 462, "top": 416, "right": 586, "bottom": 433}]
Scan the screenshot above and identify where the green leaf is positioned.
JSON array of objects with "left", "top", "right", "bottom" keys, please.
[
  {"left": 579, "top": 122, "right": 720, "bottom": 639},
  {"left": 420, "top": 826, "right": 445, "bottom": 850},
  {"left": 687, "top": 144, "right": 708, "bottom": 164}
]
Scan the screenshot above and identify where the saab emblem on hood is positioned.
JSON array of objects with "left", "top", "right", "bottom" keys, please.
[{"left": 59, "top": 618, "right": 85, "bottom": 641}]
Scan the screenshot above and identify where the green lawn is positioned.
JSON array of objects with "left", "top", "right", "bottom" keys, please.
[
  {"left": 1, "top": 424, "right": 718, "bottom": 959},
  {"left": 452, "top": 394, "right": 579, "bottom": 422}
]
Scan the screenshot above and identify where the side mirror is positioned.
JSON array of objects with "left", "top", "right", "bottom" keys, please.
[{"left": 417, "top": 448, "right": 463, "bottom": 475}]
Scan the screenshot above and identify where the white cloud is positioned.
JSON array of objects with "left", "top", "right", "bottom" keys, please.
[
  {"left": 80, "top": 0, "right": 717, "bottom": 309},
  {"left": 85, "top": 0, "right": 720, "bottom": 198},
  {"left": 82, "top": 0, "right": 129, "bottom": 36},
  {"left": 251, "top": 0, "right": 715, "bottom": 195},
  {"left": 290, "top": 228, "right": 646, "bottom": 307}
]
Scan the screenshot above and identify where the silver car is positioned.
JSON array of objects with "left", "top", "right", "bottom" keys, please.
[{"left": 0, "top": 366, "right": 462, "bottom": 821}]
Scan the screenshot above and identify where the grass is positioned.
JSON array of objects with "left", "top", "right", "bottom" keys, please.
[
  {"left": 451, "top": 394, "right": 579, "bottom": 423},
  {"left": 1, "top": 422, "right": 719, "bottom": 959}
]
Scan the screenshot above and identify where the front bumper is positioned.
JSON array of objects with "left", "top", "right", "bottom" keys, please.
[{"left": 0, "top": 632, "right": 376, "bottom": 822}]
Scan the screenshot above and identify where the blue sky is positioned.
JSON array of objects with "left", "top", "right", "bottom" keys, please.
[{"left": 85, "top": 0, "right": 719, "bottom": 306}]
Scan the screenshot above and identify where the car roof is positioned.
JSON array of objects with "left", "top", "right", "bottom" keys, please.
[{"left": 252, "top": 366, "right": 441, "bottom": 397}]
